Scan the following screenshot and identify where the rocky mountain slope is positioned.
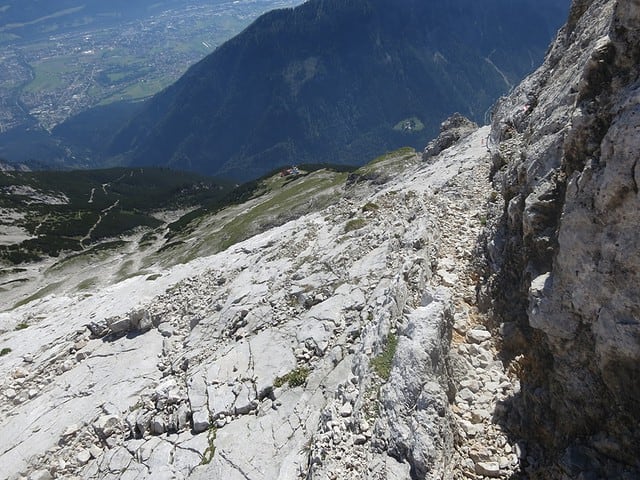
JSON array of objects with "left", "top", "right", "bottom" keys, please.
[
  {"left": 1, "top": 0, "right": 638, "bottom": 478},
  {"left": 1, "top": 127, "right": 518, "bottom": 479},
  {"left": 108, "top": 0, "right": 568, "bottom": 180}
]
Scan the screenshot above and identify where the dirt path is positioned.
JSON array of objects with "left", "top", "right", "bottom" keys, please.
[{"left": 81, "top": 200, "right": 120, "bottom": 248}]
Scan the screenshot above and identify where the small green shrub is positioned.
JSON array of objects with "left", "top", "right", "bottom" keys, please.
[
  {"left": 344, "top": 218, "right": 366, "bottom": 233},
  {"left": 371, "top": 332, "right": 398, "bottom": 380},
  {"left": 0, "top": 347, "right": 11, "bottom": 356},
  {"left": 361, "top": 202, "right": 379, "bottom": 212},
  {"left": 274, "top": 367, "right": 310, "bottom": 388},
  {"left": 479, "top": 215, "right": 487, "bottom": 226},
  {"left": 201, "top": 426, "right": 217, "bottom": 465},
  {"left": 15, "top": 322, "right": 29, "bottom": 330}
]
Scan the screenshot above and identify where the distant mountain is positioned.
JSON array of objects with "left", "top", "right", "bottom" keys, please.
[{"left": 108, "top": 0, "right": 569, "bottom": 180}]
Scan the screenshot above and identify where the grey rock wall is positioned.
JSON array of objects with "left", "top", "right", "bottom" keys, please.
[{"left": 485, "top": 0, "right": 640, "bottom": 476}]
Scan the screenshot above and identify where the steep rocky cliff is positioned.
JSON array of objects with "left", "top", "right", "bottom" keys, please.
[{"left": 484, "top": 0, "right": 640, "bottom": 476}]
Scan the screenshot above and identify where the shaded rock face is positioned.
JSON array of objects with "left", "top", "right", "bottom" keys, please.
[{"left": 485, "top": 0, "right": 640, "bottom": 475}]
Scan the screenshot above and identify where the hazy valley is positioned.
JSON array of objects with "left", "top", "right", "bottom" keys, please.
[{"left": 0, "top": 0, "right": 303, "bottom": 167}]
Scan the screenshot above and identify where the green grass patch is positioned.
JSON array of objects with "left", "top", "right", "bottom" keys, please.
[
  {"left": 368, "top": 147, "right": 416, "bottom": 166},
  {"left": 15, "top": 322, "right": 29, "bottom": 330},
  {"left": 354, "top": 147, "right": 418, "bottom": 178},
  {"left": 371, "top": 332, "right": 398, "bottom": 381},
  {"left": 24, "top": 56, "right": 73, "bottom": 93},
  {"left": 217, "top": 171, "right": 348, "bottom": 251},
  {"left": 0, "top": 347, "right": 12, "bottom": 356},
  {"left": 76, "top": 277, "right": 98, "bottom": 291},
  {"left": 361, "top": 202, "right": 379, "bottom": 212},
  {"left": 166, "top": 166, "right": 351, "bottom": 241},
  {"left": 274, "top": 367, "right": 310, "bottom": 388},
  {"left": 115, "top": 259, "right": 135, "bottom": 279},
  {"left": 393, "top": 116, "right": 425, "bottom": 133},
  {"left": 201, "top": 426, "right": 217, "bottom": 465},
  {"left": 13, "top": 280, "right": 63, "bottom": 309},
  {"left": 344, "top": 218, "right": 366, "bottom": 233}
]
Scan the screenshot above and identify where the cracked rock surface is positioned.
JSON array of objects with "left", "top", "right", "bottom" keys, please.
[{"left": 1, "top": 127, "right": 520, "bottom": 479}]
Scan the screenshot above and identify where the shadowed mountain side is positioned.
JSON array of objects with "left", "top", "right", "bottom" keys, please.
[{"left": 108, "top": 0, "right": 569, "bottom": 180}]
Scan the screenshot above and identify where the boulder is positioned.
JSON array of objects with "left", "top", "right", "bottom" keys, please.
[
  {"left": 422, "top": 113, "right": 478, "bottom": 160},
  {"left": 106, "top": 316, "right": 131, "bottom": 334},
  {"left": 94, "top": 414, "right": 121, "bottom": 440}
]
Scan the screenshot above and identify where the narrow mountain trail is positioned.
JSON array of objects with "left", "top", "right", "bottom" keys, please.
[
  {"left": 419, "top": 135, "right": 523, "bottom": 478},
  {"left": 81, "top": 200, "right": 120, "bottom": 248}
]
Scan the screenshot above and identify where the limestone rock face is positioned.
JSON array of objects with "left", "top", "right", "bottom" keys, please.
[
  {"left": 376, "top": 288, "right": 454, "bottom": 479},
  {"left": 485, "top": 0, "right": 640, "bottom": 475},
  {"left": 0, "top": 127, "right": 500, "bottom": 479},
  {"left": 3, "top": 1, "right": 637, "bottom": 478}
]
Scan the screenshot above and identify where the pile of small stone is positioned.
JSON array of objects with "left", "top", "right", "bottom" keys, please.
[{"left": 449, "top": 312, "right": 524, "bottom": 479}]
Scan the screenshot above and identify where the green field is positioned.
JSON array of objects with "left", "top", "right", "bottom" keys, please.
[{"left": 23, "top": 56, "right": 73, "bottom": 92}]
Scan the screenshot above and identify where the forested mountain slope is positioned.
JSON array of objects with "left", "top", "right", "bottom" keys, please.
[{"left": 109, "top": 0, "right": 569, "bottom": 180}]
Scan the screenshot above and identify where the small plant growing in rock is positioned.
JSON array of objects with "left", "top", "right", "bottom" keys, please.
[
  {"left": 201, "top": 426, "right": 217, "bottom": 465},
  {"left": 274, "top": 367, "right": 310, "bottom": 388},
  {"left": 344, "top": 218, "right": 366, "bottom": 233},
  {"left": 479, "top": 215, "right": 487, "bottom": 226},
  {"left": 0, "top": 347, "right": 11, "bottom": 356},
  {"left": 361, "top": 202, "right": 379, "bottom": 212},
  {"left": 371, "top": 332, "right": 398, "bottom": 380},
  {"left": 15, "top": 322, "right": 29, "bottom": 330}
]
